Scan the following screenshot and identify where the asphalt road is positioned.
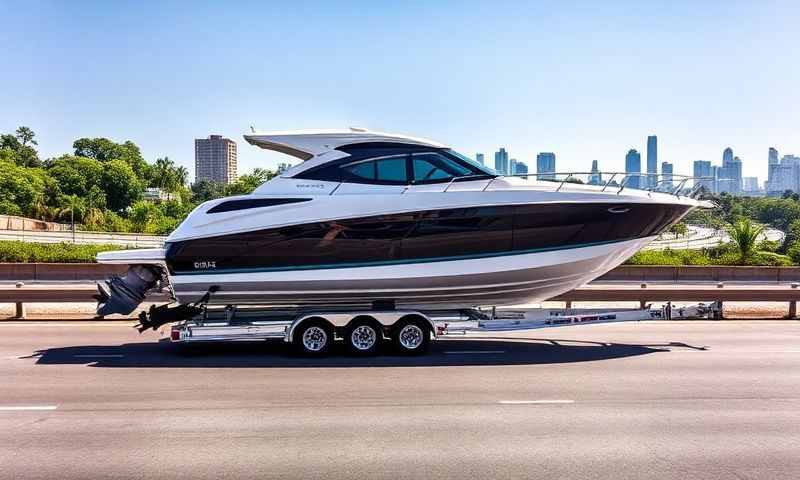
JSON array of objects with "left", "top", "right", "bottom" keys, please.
[{"left": 1, "top": 321, "right": 799, "bottom": 479}]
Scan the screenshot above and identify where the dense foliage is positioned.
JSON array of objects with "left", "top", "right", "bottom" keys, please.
[
  {"left": 0, "top": 240, "right": 126, "bottom": 263},
  {"left": 0, "top": 126, "right": 286, "bottom": 234}
]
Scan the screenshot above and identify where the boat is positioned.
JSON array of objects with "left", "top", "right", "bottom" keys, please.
[{"left": 95, "top": 128, "right": 704, "bottom": 324}]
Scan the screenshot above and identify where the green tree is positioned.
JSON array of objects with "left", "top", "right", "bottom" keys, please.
[
  {"left": 191, "top": 179, "right": 226, "bottom": 202},
  {"left": 0, "top": 148, "right": 15, "bottom": 164},
  {"left": 101, "top": 160, "right": 142, "bottom": 212},
  {"left": 669, "top": 222, "right": 688, "bottom": 237},
  {"left": 53, "top": 194, "right": 86, "bottom": 226},
  {"left": 0, "top": 163, "right": 51, "bottom": 217},
  {"left": 225, "top": 168, "right": 276, "bottom": 196},
  {"left": 175, "top": 166, "right": 189, "bottom": 187},
  {"left": 73, "top": 137, "right": 150, "bottom": 180},
  {"left": 129, "top": 200, "right": 159, "bottom": 232},
  {"left": 726, "top": 218, "right": 765, "bottom": 264},
  {"left": 151, "top": 156, "right": 182, "bottom": 192},
  {"left": 46, "top": 155, "right": 104, "bottom": 197},
  {"left": 1, "top": 130, "right": 40, "bottom": 168},
  {"left": 15, "top": 126, "right": 37, "bottom": 146}
]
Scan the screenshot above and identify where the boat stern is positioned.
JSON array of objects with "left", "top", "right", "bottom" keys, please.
[{"left": 95, "top": 248, "right": 169, "bottom": 317}]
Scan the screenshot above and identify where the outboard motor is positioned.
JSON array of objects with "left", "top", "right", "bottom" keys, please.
[{"left": 95, "top": 265, "right": 161, "bottom": 316}]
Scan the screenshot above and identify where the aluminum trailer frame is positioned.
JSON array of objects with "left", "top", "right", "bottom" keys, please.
[{"left": 165, "top": 303, "right": 711, "bottom": 356}]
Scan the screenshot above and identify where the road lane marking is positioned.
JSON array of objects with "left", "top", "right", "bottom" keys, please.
[
  {"left": 498, "top": 400, "right": 575, "bottom": 405},
  {"left": 444, "top": 350, "right": 505, "bottom": 355},
  {"left": 73, "top": 354, "right": 124, "bottom": 358},
  {"left": 0, "top": 405, "right": 58, "bottom": 411}
]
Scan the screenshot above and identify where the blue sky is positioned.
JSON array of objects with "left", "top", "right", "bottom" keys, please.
[{"left": 2, "top": 0, "right": 799, "bottom": 183}]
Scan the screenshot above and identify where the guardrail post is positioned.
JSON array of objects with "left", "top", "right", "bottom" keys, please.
[
  {"left": 14, "top": 282, "right": 25, "bottom": 319},
  {"left": 788, "top": 283, "right": 798, "bottom": 319},
  {"left": 640, "top": 283, "right": 647, "bottom": 309}
]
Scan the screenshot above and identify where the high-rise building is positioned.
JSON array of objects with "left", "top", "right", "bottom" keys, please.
[
  {"left": 514, "top": 161, "right": 529, "bottom": 175},
  {"left": 693, "top": 160, "right": 714, "bottom": 193},
  {"left": 646, "top": 135, "right": 658, "bottom": 189},
  {"left": 195, "top": 135, "right": 238, "bottom": 184},
  {"left": 723, "top": 147, "right": 733, "bottom": 165},
  {"left": 625, "top": 149, "right": 641, "bottom": 189},
  {"left": 717, "top": 147, "right": 742, "bottom": 194},
  {"left": 494, "top": 148, "right": 509, "bottom": 175},
  {"left": 766, "top": 154, "right": 800, "bottom": 196},
  {"left": 766, "top": 148, "right": 780, "bottom": 193},
  {"left": 589, "top": 160, "right": 602, "bottom": 185},
  {"left": 536, "top": 152, "right": 556, "bottom": 180},
  {"left": 661, "top": 161, "right": 673, "bottom": 190},
  {"left": 743, "top": 177, "right": 760, "bottom": 194},
  {"left": 475, "top": 153, "right": 484, "bottom": 165},
  {"left": 769, "top": 147, "right": 779, "bottom": 165},
  {"left": 509, "top": 159, "right": 517, "bottom": 176}
]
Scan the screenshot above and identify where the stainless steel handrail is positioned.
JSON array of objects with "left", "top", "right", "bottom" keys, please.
[{"left": 356, "top": 171, "right": 713, "bottom": 198}]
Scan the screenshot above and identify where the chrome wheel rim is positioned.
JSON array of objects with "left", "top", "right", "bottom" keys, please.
[
  {"left": 350, "top": 325, "right": 378, "bottom": 351},
  {"left": 302, "top": 326, "right": 328, "bottom": 352},
  {"left": 398, "top": 324, "right": 424, "bottom": 350}
]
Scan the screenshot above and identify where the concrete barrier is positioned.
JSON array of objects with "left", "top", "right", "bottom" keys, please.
[
  {"left": 0, "top": 214, "right": 71, "bottom": 232},
  {"left": 0, "top": 263, "right": 128, "bottom": 282}
]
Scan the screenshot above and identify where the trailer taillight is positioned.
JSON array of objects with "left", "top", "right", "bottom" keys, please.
[{"left": 170, "top": 327, "right": 181, "bottom": 341}]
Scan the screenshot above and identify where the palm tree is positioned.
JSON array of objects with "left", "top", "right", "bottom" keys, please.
[
  {"left": 30, "top": 192, "right": 51, "bottom": 221},
  {"left": 726, "top": 218, "right": 765, "bottom": 264},
  {"left": 175, "top": 166, "right": 188, "bottom": 187},
  {"left": 152, "top": 157, "right": 176, "bottom": 190},
  {"left": 53, "top": 195, "right": 85, "bottom": 243}
]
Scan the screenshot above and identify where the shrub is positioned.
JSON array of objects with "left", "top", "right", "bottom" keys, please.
[
  {"left": 625, "top": 248, "right": 711, "bottom": 266},
  {"left": 0, "top": 240, "right": 125, "bottom": 263}
]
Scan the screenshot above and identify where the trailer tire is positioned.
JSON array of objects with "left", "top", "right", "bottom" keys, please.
[
  {"left": 391, "top": 316, "right": 430, "bottom": 355},
  {"left": 294, "top": 319, "right": 333, "bottom": 356},
  {"left": 344, "top": 317, "right": 381, "bottom": 356}
]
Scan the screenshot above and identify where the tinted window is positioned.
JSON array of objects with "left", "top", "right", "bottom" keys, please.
[
  {"left": 207, "top": 198, "right": 310, "bottom": 214},
  {"left": 341, "top": 155, "right": 408, "bottom": 184},
  {"left": 411, "top": 152, "right": 473, "bottom": 183}
]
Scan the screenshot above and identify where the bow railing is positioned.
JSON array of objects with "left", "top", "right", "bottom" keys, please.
[{"left": 472, "top": 172, "right": 713, "bottom": 199}]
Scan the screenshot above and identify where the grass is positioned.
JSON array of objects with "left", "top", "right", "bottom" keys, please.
[{"left": 0, "top": 240, "right": 125, "bottom": 263}]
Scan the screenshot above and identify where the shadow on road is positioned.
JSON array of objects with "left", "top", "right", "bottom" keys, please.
[{"left": 25, "top": 336, "right": 706, "bottom": 368}]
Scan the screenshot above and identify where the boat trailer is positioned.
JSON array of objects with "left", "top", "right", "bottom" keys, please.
[{"left": 156, "top": 301, "right": 720, "bottom": 356}]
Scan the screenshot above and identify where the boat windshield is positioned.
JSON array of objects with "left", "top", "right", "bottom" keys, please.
[{"left": 446, "top": 150, "right": 498, "bottom": 176}]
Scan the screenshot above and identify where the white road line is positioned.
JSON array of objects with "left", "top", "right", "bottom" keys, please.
[
  {"left": 444, "top": 350, "right": 505, "bottom": 355},
  {"left": 498, "top": 400, "right": 575, "bottom": 405},
  {"left": 73, "top": 354, "right": 124, "bottom": 358},
  {"left": 0, "top": 405, "right": 58, "bottom": 411}
]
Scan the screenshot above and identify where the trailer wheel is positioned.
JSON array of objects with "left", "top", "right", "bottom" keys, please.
[
  {"left": 294, "top": 319, "right": 333, "bottom": 356},
  {"left": 344, "top": 317, "right": 381, "bottom": 356},
  {"left": 391, "top": 317, "right": 430, "bottom": 355}
]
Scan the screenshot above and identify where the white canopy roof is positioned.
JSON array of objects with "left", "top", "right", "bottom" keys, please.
[{"left": 243, "top": 127, "right": 448, "bottom": 161}]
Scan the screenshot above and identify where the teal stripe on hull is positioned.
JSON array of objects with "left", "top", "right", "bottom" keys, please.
[{"left": 172, "top": 237, "right": 641, "bottom": 276}]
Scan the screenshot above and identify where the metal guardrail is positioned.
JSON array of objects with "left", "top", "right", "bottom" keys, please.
[{"left": 3, "top": 282, "right": 799, "bottom": 319}]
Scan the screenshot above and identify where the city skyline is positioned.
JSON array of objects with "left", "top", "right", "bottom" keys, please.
[{"left": 2, "top": 1, "right": 798, "bottom": 182}]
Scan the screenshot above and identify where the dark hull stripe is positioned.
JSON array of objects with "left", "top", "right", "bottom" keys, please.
[{"left": 172, "top": 237, "right": 630, "bottom": 276}]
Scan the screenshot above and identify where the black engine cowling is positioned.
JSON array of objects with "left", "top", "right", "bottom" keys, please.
[{"left": 95, "top": 265, "right": 161, "bottom": 317}]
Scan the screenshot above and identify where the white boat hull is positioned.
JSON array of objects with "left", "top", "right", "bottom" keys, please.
[{"left": 169, "top": 236, "right": 654, "bottom": 308}]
